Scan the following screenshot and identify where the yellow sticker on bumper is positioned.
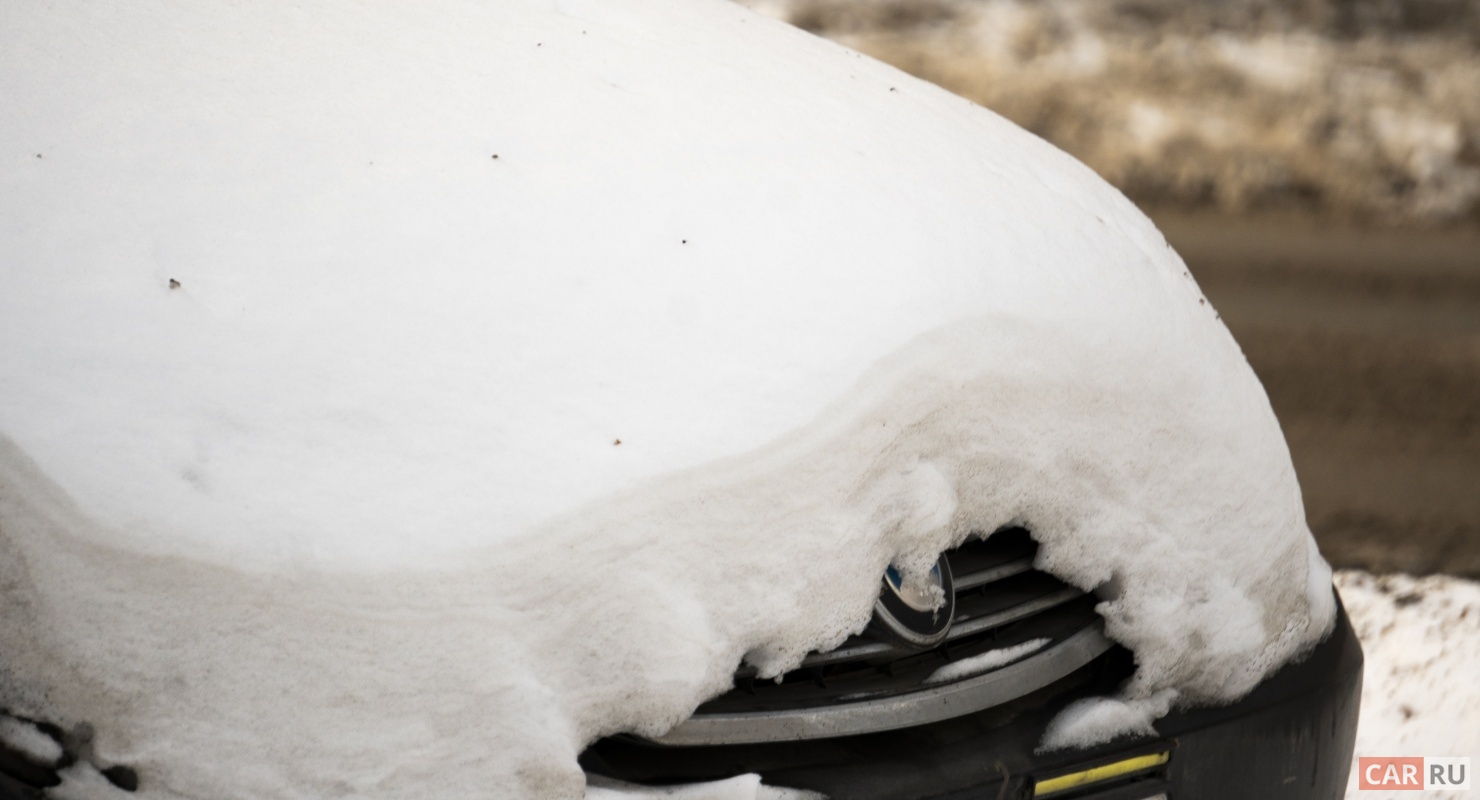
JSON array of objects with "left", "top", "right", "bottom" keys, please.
[{"left": 1033, "top": 751, "right": 1171, "bottom": 797}]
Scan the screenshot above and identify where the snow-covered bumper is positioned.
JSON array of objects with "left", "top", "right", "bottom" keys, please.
[{"left": 582, "top": 594, "right": 1362, "bottom": 800}]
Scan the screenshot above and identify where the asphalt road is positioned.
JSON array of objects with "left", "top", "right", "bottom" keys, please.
[{"left": 1155, "top": 213, "right": 1480, "bottom": 578}]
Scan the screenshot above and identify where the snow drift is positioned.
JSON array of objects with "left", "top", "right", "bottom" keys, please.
[{"left": 0, "top": 0, "right": 1334, "bottom": 797}]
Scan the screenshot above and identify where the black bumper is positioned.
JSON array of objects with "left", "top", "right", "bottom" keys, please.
[{"left": 583, "top": 597, "right": 1363, "bottom": 800}]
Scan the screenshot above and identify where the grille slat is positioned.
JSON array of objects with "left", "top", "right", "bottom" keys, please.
[
  {"left": 953, "top": 555, "right": 1036, "bottom": 591},
  {"left": 946, "top": 585, "right": 1086, "bottom": 641},
  {"left": 771, "top": 583, "right": 1089, "bottom": 674},
  {"left": 796, "top": 640, "right": 898, "bottom": 670}
]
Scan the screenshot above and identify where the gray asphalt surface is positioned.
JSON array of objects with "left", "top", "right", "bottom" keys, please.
[{"left": 1156, "top": 212, "right": 1480, "bottom": 578}]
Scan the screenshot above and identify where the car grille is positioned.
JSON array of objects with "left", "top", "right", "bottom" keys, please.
[{"left": 653, "top": 527, "right": 1110, "bottom": 745}]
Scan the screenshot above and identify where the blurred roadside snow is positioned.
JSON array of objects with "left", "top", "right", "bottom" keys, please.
[
  {"left": 1335, "top": 570, "right": 1480, "bottom": 799},
  {"left": 738, "top": 0, "right": 1480, "bottom": 224}
]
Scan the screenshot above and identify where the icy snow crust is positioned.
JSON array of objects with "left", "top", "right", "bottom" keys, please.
[{"left": 0, "top": 0, "right": 1334, "bottom": 797}]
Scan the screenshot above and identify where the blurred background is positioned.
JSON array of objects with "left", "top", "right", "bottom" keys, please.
[{"left": 742, "top": 0, "right": 1480, "bottom": 580}]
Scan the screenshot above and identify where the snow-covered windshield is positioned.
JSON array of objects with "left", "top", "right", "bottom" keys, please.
[{"left": 0, "top": 0, "right": 1334, "bottom": 797}]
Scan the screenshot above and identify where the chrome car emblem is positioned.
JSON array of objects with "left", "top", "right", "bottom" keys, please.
[{"left": 868, "top": 554, "right": 955, "bottom": 648}]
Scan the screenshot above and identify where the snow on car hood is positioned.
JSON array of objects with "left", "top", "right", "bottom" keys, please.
[{"left": 0, "top": 0, "right": 1334, "bottom": 797}]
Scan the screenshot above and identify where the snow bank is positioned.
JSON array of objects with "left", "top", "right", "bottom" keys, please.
[
  {"left": 1, "top": 0, "right": 1332, "bottom": 797},
  {"left": 1336, "top": 571, "right": 1480, "bottom": 799}
]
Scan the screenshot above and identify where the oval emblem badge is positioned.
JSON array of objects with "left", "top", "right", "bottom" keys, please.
[{"left": 868, "top": 554, "right": 955, "bottom": 648}]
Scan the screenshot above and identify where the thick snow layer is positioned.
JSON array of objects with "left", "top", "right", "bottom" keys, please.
[
  {"left": 1336, "top": 570, "right": 1480, "bottom": 799},
  {"left": 1, "top": 0, "right": 1332, "bottom": 797}
]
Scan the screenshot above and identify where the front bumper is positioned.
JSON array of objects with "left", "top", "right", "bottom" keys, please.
[{"left": 582, "top": 596, "right": 1363, "bottom": 800}]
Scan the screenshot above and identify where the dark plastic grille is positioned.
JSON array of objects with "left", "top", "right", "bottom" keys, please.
[{"left": 694, "top": 528, "right": 1100, "bottom": 715}]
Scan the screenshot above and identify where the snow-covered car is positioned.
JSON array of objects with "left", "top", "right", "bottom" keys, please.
[{"left": 1, "top": 1, "right": 1357, "bottom": 799}]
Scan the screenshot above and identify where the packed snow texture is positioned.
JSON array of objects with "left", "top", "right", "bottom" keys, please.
[
  {"left": 48, "top": 763, "right": 123, "bottom": 800},
  {"left": 1336, "top": 570, "right": 1480, "bottom": 799},
  {"left": 924, "top": 637, "right": 1050, "bottom": 684},
  {"left": 586, "top": 774, "right": 822, "bottom": 800},
  {"left": 744, "top": 0, "right": 1480, "bottom": 224},
  {"left": 1038, "top": 689, "right": 1178, "bottom": 752},
  {"left": 1, "top": 0, "right": 1333, "bottom": 797},
  {"left": 0, "top": 716, "right": 62, "bottom": 767}
]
